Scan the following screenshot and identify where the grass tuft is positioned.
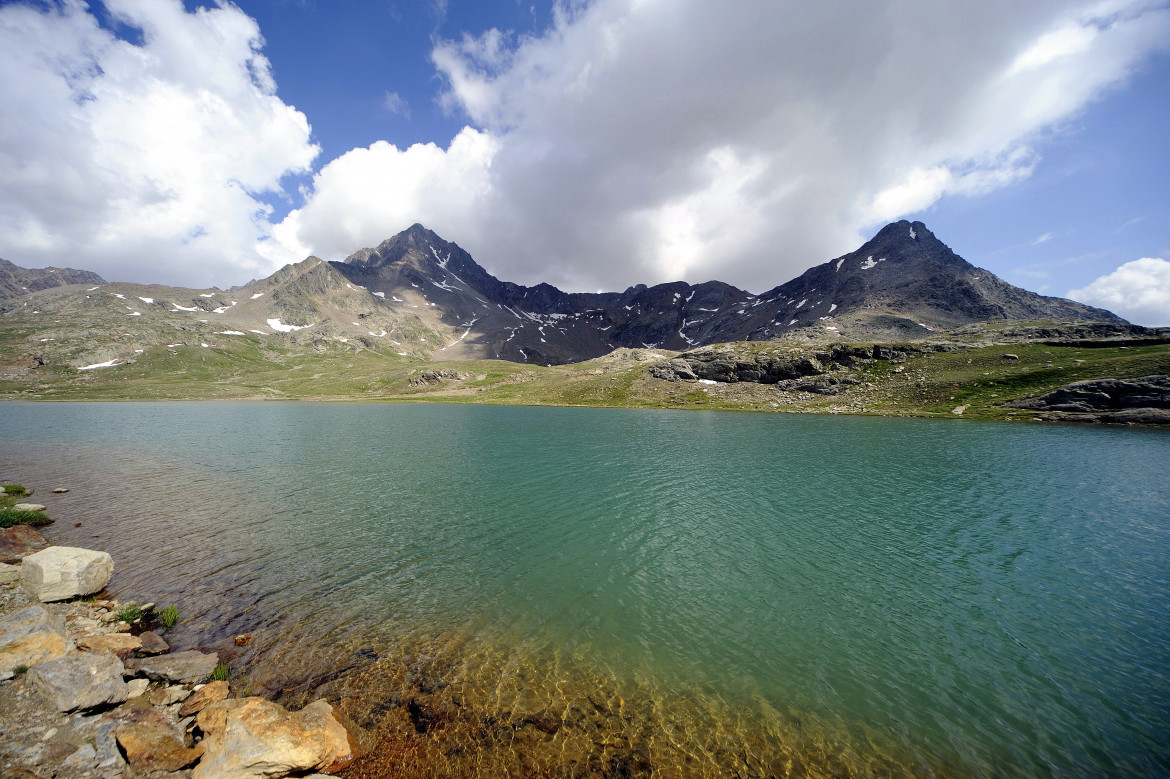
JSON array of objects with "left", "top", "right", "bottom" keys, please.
[
  {"left": 211, "top": 663, "right": 231, "bottom": 682},
  {"left": 157, "top": 604, "right": 180, "bottom": 631},
  {"left": 116, "top": 604, "right": 145, "bottom": 623},
  {"left": 2, "top": 484, "right": 28, "bottom": 496},
  {"left": 0, "top": 509, "right": 53, "bottom": 528}
]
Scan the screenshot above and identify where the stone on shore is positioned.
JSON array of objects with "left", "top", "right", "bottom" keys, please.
[
  {"left": 52, "top": 487, "right": 69, "bottom": 493},
  {"left": 77, "top": 632, "right": 143, "bottom": 658},
  {"left": 0, "top": 525, "right": 50, "bottom": 564},
  {"left": 0, "top": 562, "right": 19, "bottom": 585},
  {"left": 0, "top": 605, "right": 73, "bottom": 679},
  {"left": 20, "top": 546, "right": 113, "bottom": 602},
  {"left": 178, "top": 679, "right": 230, "bottom": 717},
  {"left": 193, "top": 697, "right": 353, "bottom": 779},
  {"left": 138, "top": 630, "right": 170, "bottom": 655},
  {"left": 115, "top": 718, "right": 202, "bottom": 772},
  {"left": 27, "top": 651, "right": 128, "bottom": 712},
  {"left": 11, "top": 503, "right": 46, "bottom": 512},
  {"left": 125, "top": 649, "right": 218, "bottom": 684}
]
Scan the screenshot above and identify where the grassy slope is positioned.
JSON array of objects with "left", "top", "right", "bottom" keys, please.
[{"left": 4, "top": 315, "right": 1167, "bottom": 423}]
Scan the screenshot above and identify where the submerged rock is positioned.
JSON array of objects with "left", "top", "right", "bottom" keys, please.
[
  {"left": 20, "top": 546, "right": 113, "bottom": 602},
  {"left": 0, "top": 525, "right": 50, "bottom": 564}
]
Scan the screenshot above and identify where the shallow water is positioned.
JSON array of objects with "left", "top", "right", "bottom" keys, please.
[{"left": 2, "top": 402, "right": 1168, "bottom": 776}]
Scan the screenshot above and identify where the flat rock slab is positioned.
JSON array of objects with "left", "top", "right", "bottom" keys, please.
[
  {"left": 126, "top": 650, "right": 218, "bottom": 684},
  {"left": 11, "top": 503, "right": 46, "bottom": 512},
  {"left": 0, "top": 562, "right": 19, "bottom": 585},
  {"left": 0, "top": 525, "right": 50, "bottom": 564},
  {"left": 193, "top": 697, "right": 353, "bottom": 779},
  {"left": 27, "top": 651, "right": 128, "bottom": 712},
  {"left": 178, "top": 679, "right": 230, "bottom": 717},
  {"left": 77, "top": 633, "right": 143, "bottom": 657},
  {"left": 0, "top": 605, "right": 73, "bottom": 680},
  {"left": 21, "top": 546, "right": 113, "bottom": 602}
]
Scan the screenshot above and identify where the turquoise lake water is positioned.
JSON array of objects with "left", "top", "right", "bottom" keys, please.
[{"left": 1, "top": 402, "right": 1168, "bottom": 776}]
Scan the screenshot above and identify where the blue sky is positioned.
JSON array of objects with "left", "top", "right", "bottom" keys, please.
[{"left": 1, "top": 0, "right": 1168, "bottom": 324}]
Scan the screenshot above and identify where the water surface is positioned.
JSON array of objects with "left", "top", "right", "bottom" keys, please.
[{"left": 1, "top": 403, "right": 1167, "bottom": 777}]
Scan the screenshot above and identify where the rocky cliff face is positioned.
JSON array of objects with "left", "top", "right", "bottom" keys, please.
[{"left": 330, "top": 221, "right": 1129, "bottom": 364}]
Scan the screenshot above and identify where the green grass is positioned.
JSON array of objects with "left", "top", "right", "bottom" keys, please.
[
  {"left": 2, "top": 484, "right": 28, "bottom": 496},
  {"left": 157, "top": 604, "right": 180, "bottom": 631},
  {"left": 116, "top": 604, "right": 145, "bottom": 623},
  {"left": 211, "top": 663, "right": 232, "bottom": 682},
  {"left": 0, "top": 510, "right": 53, "bottom": 528}
]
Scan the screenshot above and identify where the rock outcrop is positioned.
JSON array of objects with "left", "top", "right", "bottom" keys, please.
[
  {"left": 20, "top": 546, "right": 113, "bottom": 602},
  {"left": 193, "top": 696, "right": 353, "bottom": 778},
  {"left": 1007, "top": 375, "right": 1170, "bottom": 423}
]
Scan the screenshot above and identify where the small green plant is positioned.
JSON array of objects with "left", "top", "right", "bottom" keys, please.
[
  {"left": 0, "top": 510, "right": 53, "bottom": 529},
  {"left": 13, "top": 664, "right": 29, "bottom": 677},
  {"left": 211, "top": 663, "right": 232, "bottom": 682},
  {"left": 158, "top": 604, "right": 180, "bottom": 631},
  {"left": 116, "top": 604, "right": 145, "bottom": 623},
  {"left": 2, "top": 484, "right": 28, "bottom": 496}
]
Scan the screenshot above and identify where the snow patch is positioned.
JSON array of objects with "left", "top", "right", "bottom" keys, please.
[
  {"left": 112, "top": 293, "right": 125, "bottom": 299},
  {"left": 215, "top": 330, "right": 246, "bottom": 335},
  {"left": 170, "top": 304, "right": 199, "bottom": 312},
  {"left": 138, "top": 297, "right": 154, "bottom": 304},
  {"left": 78, "top": 358, "right": 123, "bottom": 371},
  {"left": 828, "top": 303, "right": 837, "bottom": 313},
  {"left": 788, "top": 319, "right": 798, "bottom": 326},
  {"left": 373, "top": 291, "right": 385, "bottom": 298},
  {"left": 795, "top": 299, "right": 806, "bottom": 309},
  {"left": 249, "top": 330, "right": 265, "bottom": 335},
  {"left": 128, "top": 312, "right": 141, "bottom": 316},
  {"left": 835, "top": 258, "right": 846, "bottom": 272},
  {"left": 910, "top": 226, "right": 917, "bottom": 239},
  {"left": 860, "top": 256, "right": 885, "bottom": 270},
  {"left": 392, "top": 296, "right": 404, "bottom": 302},
  {"left": 199, "top": 293, "right": 216, "bottom": 298},
  {"left": 267, "top": 318, "right": 313, "bottom": 332},
  {"left": 698, "top": 379, "right": 718, "bottom": 385},
  {"left": 250, "top": 292, "right": 265, "bottom": 299},
  {"left": 211, "top": 306, "right": 230, "bottom": 314}
]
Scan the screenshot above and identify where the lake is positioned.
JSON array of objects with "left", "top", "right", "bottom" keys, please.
[{"left": 2, "top": 402, "right": 1168, "bottom": 777}]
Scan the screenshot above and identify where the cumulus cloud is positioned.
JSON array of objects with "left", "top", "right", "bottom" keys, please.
[
  {"left": 0, "top": 0, "right": 318, "bottom": 286},
  {"left": 1069, "top": 258, "right": 1170, "bottom": 326},
  {"left": 405, "top": 0, "right": 1168, "bottom": 291}
]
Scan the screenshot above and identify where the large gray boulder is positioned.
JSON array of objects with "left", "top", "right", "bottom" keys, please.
[
  {"left": 125, "top": 649, "right": 219, "bottom": 684},
  {"left": 20, "top": 546, "right": 113, "bottom": 602},
  {"left": 26, "top": 651, "right": 128, "bottom": 712},
  {"left": 0, "top": 604, "right": 73, "bottom": 679}
]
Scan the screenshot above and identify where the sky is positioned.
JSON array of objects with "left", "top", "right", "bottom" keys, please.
[{"left": 0, "top": 0, "right": 1168, "bottom": 326}]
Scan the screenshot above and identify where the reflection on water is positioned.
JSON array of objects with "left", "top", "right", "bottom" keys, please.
[{"left": 2, "top": 403, "right": 1168, "bottom": 777}]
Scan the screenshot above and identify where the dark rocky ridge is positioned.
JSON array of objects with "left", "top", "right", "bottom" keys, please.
[
  {"left": 331, "top": 221, "right": 1129, "bottom": 364},
  {"left": 0, "top": 258, "right": 106, "bottom": 302}
]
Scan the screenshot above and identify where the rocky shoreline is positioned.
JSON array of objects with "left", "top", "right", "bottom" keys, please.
[{"left": 0, "top": 517, "right": 354, "bottom": 779}]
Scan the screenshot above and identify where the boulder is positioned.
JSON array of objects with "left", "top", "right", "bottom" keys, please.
[
  {"left": 116, "top": 719, "right": 202, "bottom": 773},
  {"left": 77, "top": 633, "right": 142, "bottom": 658},
  {"left": 0, "top": 525, "right": 50, "bottom": 564},
  {"left": 126, "top": 678, "right": 150, "bottom": 698},
  {"left": 178, "top": 679, "right": 230, "bottom": 717},
  {"left": 125, "top": 649, "right": 218, "bottom": 684},
  {"left": 27, "top": 651, "right": 128, "bottom": 712},
  {"left": 193, "top": 697, "right": 353, "bottom": 779},
  {"left": 0, "top": 605, "right": 73, "bottom": 679},
  {"left": 20, "top": 546, "right": 113, "bottom": 602},
  {"left": 51, "top": 488, "right": 69, "bottom": 494},
  {"left": 11, "top": 503, "right": 46, "bottom": 512},
  {"left": 137, "top": 630, "right": 170, "bottom": 655}
]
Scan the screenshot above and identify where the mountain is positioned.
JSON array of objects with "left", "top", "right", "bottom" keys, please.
[
  {"left": 0, "top": 220, "right": 1130, "bottom": 376},
  {"left": 0, "top": 258, "right": 106, "bottom": 300},
  {"left": 329, "top": 221, "right": 1125, "bottom": 363}
]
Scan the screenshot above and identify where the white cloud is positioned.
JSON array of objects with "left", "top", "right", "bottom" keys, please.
[
  {"left": 0, "top": 0, "right": 317, "bottom": 286},
  {"left": 382, "top": 91, "right": 410, "bottom": 118},
  {"left": 414, "top": 0, "right": 1170, "bottom": 291},
  {"left": 1069, "top": 257, "right": 1170, "bottom": 326}
]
